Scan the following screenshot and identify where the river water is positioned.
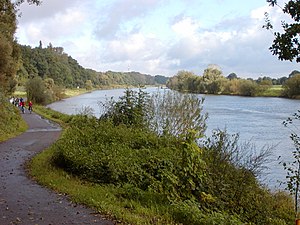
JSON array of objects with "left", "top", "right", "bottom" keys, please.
[{"left": 48, "top": 87, "right": 300, "bottom": 190}]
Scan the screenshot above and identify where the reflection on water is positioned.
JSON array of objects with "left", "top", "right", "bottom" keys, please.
[{"left": 48, "top": 87, "right": 300, "bottom": 189}]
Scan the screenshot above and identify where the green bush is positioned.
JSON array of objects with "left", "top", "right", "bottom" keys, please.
[
  {"left": 53, "top": 115, "right": 206, "bottom": 200},
  {"left": 283, "top": 74, "right": 300, "bottom": 98},
  {"left": 50, "top": 90, "right": 294, "bottom": 224}
]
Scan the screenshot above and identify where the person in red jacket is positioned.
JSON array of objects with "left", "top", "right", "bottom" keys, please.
[
  {"left": 28, "top": 101, "right": 33, "bottom": 113},
  {"left": 21, "top": 101, "right": 25, "bottom": 113}
]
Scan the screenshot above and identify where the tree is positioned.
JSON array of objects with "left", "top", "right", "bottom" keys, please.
[
  {"left": 26, "top": 76, "right": 48, "bottom": 104},
  {"left": 289, "top": 70, "right": 300, "bottom": 78},
  {"left": 0, "top": 0, "right": 18, "bottom": 95},
  {"left": 202, "top": 65, "right": 225, "bottom": 94},
  {"left": 0, "top": 0, "right": 41, "bottom": 95},
  {"left": 238, "top": 79, "right": 259, "bottom": 96},
  {"left": 283, "top": 74, "right": 300, "bottom": 98},
  {"left": 149, "top": 90, "right": 207, "bottom": 139},
  {"left": 227, "top": 73, "right": 238, "bottom": 80},
  {"left": 264, "top": 0, "right": 300, "bottom": 62},
  {"left": 85, "top": 80, "right": 93, "bottom": 90}
]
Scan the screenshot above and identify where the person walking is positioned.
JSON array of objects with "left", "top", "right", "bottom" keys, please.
[
  {"left": 21, "top": 101, "right": 25, "bottom": 114},
  {"left": 28, "top": 101, "right": 33, "bottom": 113}
]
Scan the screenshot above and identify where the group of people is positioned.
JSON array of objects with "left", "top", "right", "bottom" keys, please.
[{"left": 10, "top": 97, "right": 33, "bottom": 114}]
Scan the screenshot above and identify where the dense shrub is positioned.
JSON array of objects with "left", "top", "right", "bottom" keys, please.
[
  {"left": 100, "top": 89, "right": 151, "bottom": 128},
  {"left": 237, "top": 79, "right": 259, "bottom": 96},
  {"left": 51, "top": 90, "right": 294, "bottom": 224},
  {"left": 53, "top": 115, "right": 206, "bottom": 200}
]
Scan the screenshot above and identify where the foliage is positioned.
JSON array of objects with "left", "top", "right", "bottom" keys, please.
[
  {"left": 265, "top": 0, "right": 300, "bottom": 62},
  {"left": 26, "top": 75, "right": 67, "bottom": 104},
  {"left": 149, "top": 90, "right": 207, "bottom": 138},
  {"left": 237, "top": 79, "right": 260, "bottom": 96},
  {"left": 100, "top": 89, "right": 151, "bottom": 128},
  {"left": 259, "top": 85, "right": 284, "bottom": 97},
  {"left": 53, "top": 116, "right": 203, "bottom": 200},
  {"left": 47, "top": 89, "right": 294, "bottom": 224},
  {"left": 0, "top": 1, "right": 19, "bottom": 95},
  {"left": 200, "top": 130, "right": 281, "bottom": 224},
  {"left": 0, "top": 0, "right": 42, "bottom": 95},
  {"left": 171, "top": 200, "right": 243, "bottom": 225},
  {"left": 50, "top": 114, "right": 294, "bottom": 224},
  {"left": 283, "top": 74, "right": 300, "bottom": 98},
  {"left": 282, "top": 110, "right": 300, "bottom": 218},
  {"left": 0, "top": 91, "right": 27, "bottom": 142},
  {"left": 85, "top": 80, "right": 93, "bottom": 90},
  {"left": 167, "top": 67, "right": 273, "bottom": 97},
  {"left": 18, "top": 45, "right": 168, "bottom": 90},
  {"left": 26, "top": 76, "right": 48, "bottom": 104}
]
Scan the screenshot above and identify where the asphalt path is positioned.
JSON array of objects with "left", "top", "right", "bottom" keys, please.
[{"left": 0, "top": 111, "right": 114, "bottom": 225}]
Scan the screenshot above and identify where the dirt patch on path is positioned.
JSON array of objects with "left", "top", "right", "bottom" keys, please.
[{"left": 0, "top": 112, "right": 115, "bottom": 225}]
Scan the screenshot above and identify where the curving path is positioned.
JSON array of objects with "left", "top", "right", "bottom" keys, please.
[{"left": 0, "top": 112, "right": 114, "bottom": 225}]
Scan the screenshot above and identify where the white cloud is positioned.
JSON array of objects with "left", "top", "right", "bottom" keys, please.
[
  {"left": 94, "top": 0, "right": 162, "bottom": 39},
  {"left": 171, "top": 17, "right": 202, "bottom": 38},
  {"left": 15, "top": 0, "right": 299, "bottom": 78}
]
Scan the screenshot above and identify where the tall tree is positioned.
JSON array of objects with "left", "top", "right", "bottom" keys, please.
[
  {"left": 0, "top": 0, "right": 41, "bottom": 95},
  {"left": 0, "top": 0, "right": 18, "bottom": 94},
  {"left": 264, "top": 0, "right": 300, "bottom": 62}
]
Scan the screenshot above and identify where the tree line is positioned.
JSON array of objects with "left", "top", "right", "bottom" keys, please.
[
  {"left": 18, "top": 43, "right": 168, "bottom": 104},
  {"left": 18, "top": 43, "right": 167, "bottom": 90},
  {"left": 167, "top": 65, "right": 300, "bottom": 98}
]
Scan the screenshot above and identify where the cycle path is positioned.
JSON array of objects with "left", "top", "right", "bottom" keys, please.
[{"left": 0, "top": 112, "right": 114, "bottom": 225}]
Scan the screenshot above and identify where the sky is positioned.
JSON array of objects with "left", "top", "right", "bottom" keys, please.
[{"left": 15, "top": 0, "right": 300, "bottom": 78}]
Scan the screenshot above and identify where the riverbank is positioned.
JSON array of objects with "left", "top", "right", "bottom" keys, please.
[
  {"left": 5, "top": 86, "right": 297, "bottom": 224},
  {"left": 29, "top": 92, "right": 296, "bottom": 224}
]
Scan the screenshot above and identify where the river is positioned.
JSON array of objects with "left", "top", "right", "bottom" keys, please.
[{"left": 48, "top": 87, "right": 300, "bottom": 190}]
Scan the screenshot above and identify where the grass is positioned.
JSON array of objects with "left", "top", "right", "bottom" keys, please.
[
  {"left": 260, "top": 85, "right": 283, "bottom": 97},
  {"left": 64, "top": 88, "right": 91, "bottom": 98}
]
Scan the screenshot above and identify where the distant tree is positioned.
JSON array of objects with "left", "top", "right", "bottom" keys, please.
[
  {"left": 154, "top": 75, "right": 168, "bottom": 84},
  {"left": 257, "top": 76, "right": 273, "bottom": 86},
  {"left": 289, "top": 70, "right": 300, "bottom": 78},
  {"left": 271, "top": 76, "right": 288, "bottom": 85},
  {"left": 283, "top": 74, "right": 300, "bottom": 98},
  {"left": 85, "top": 80, "right": 93, "bottom": 90},
  {"left": 238, "top": 79, "right": 259, "bottom": 96},
  {"left": 26, "top": 76, "right": 48, "bottom": 104},
  {"left": 167, "top": 70, "right": 197, "bottom": 92},
  {"left": 227, "top": 73, "right": 238, "bottom": 80},
  {"left": 264, "top": 0, "right": 300, "bottom": 62},
  {"left": 44, "top": 78, "right": 55, "bottom": 90},
  {"left": 202, "top": 65, "right": 225, "bottom": 94}
]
